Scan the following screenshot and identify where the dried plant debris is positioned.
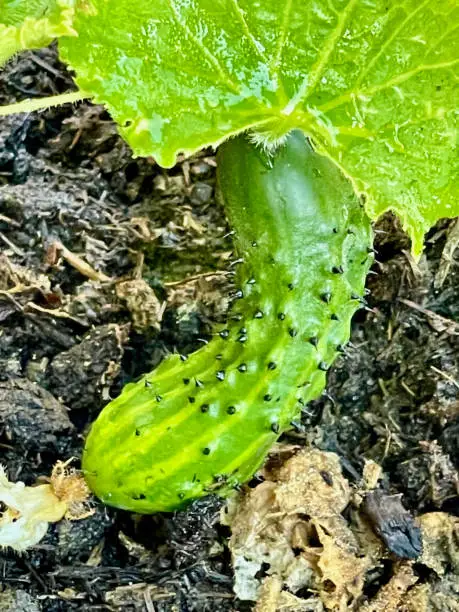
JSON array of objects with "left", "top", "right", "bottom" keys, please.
[
  {"left": 275, "top": 448, "right": 350, "bottom": 517},
  {"left": 105, "top": 583, "right": 176, "bottom": 611},
  {"left": 224, "top": 449, "right": 459, "bottom": 611},
  {"left": 116, "top": 278, "right": 164, "bottom": 332},
  {"left": 65, "top": 280, "right": 121, "bottom": 324},
  {"left": 358, "top": 563, "right": 418, "bottom": 612},
  {"left": 223, "top": 449, "right": 370, "bottom": 608},
  {"left": 0, "top": 254, "right": 51, "bottom": 294},
  {"left": 0, "top": 254, "right": 53, "bottom": 321},
  {"left": 418, "top": 441, "right": 459, "bottom": 508},
  {"left": 418, "top": 513, "right": 459, "bottom": 576},
  {"left": 369, "top": 571, "right": 459, "bottom": 611},
  {"left": 253, "top": 576, "right": 283, "bottom": 612},
  {"left": 395, "top": 441, "right": 459, "bottom": 511},
  {"left": 49, "top": 459, "right": 93, "bottom": 521},
  {"left": 254, "top": 576, "right": 323, "bottom": 612},
  {"left": 166, "top": 272, "right": 233, "bottom": 324},
  {"left": 434, "top": 218, "right": 459, "bottom": 290},
  {"left": 0, "top": 460, "right": 91, "bottom": 551},
  {"left": 424, "top": 574, "right": 459, "bottom": 611},
  {"left": 314, "top": 521, "right": 370, "bottom": 610},
  {"left": 361, "top": 460, "right": 383, "bottom": 491}
]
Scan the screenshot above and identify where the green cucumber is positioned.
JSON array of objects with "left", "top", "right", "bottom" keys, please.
[{"left": 83, "top": 131, "right": 373, "bottom": 513}]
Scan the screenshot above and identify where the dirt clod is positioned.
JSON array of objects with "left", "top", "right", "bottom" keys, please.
[
  {"left": 45, "top": 323, "right": 129, "bottom": 411},
  {"left": 0, "top": 377, "right": 74, "bottom": 451}
]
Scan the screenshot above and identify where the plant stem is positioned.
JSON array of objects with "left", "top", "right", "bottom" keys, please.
[{"left": 0, "top": 90, "right": 90, "bottom": 116}]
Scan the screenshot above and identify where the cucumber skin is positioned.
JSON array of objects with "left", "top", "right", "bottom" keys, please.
[{"left": 83, "top": 131, "right": 373, "bottom": 513}]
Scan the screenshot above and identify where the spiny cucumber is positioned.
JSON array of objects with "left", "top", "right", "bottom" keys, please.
[{"left": 83, "top": 131, "right": 373, "bottom": 513}]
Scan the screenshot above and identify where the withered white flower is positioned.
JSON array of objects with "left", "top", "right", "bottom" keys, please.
[{"left": 0, "top": 461, "right": 92, "bottom": 551}]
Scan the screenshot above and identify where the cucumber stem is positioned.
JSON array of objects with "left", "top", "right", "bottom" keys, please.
[{"left": 0, "top": 90, "right": 90, "bottom": 116}]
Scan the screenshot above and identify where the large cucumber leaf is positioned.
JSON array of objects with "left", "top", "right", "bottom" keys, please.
[
  {"left": 58, "top": 0, "right": 458, "bottom": 254},
  {"left": 0, "top": 0, "right": 76, "bottom": 65},
  {"left": 1, "top": 1, "right": 457, "bottom": 253}
]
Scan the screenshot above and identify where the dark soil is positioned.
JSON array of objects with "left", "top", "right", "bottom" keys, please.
[{"left": 0, "top": 48, "right": 458, "bottom": 611}]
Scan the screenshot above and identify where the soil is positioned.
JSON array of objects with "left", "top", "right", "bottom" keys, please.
[{"left": 0, "top": 47, "right": 458, "bottom": 611}]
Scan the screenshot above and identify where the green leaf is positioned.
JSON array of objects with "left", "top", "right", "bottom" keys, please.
[
  {"left": 58, "top": 0, "right": 458, "bottom": 254},
  {"left": 0, "top": 0, "right": 76, "bottom": 66}
]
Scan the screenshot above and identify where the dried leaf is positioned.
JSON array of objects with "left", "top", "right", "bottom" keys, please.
[
  {"left": 419, "top": 512, "right": 459, "bottom": 576},
  {"left": 225, "top": 450, "right": 364, "bottom": 606},
  {"left": 254, "top": 576, "right": 282, "bottom": 612},
  {"left": 315, "top": 522, "right": 369, "bottom": 610},
  {"left": 275, "top": 450, "right": 350, "bottom": 517},
  {"left": 358, "top": 563, "right": 418, "bottom": 612}
]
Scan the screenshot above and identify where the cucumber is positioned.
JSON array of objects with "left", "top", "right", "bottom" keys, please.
[{"left": 82, "top": 131, "right": 373, "bottom": 513}]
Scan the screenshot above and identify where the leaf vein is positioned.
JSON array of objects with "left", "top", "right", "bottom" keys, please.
[
  {"left": 229, "top": 0, "right": 268, "bottom": 63},
  {"left": 317, "top": 59, "right": 459, "bottom": 114},
  {"left": 271, "top": 0, "right": 293, "bottom": 75},
  {"left": 168, "top": 0, "right": 241, "bottom": 95},
  {"left": 283, "top": 0, "right": 358, "bottom": 115},
  {"left": 354, "top": 0, "right": 432, "bottom": 88},
  {"left": 365, "top": 59, "right": 459, "bottom": 96}
]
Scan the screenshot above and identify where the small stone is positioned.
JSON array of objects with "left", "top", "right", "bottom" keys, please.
[{"left": 190, "top": 182, "right": 213, "bottom": 205}]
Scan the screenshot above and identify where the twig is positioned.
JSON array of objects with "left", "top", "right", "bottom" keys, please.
[
  {"left": 0, "top": 213, "right": 21, "bottom": 227},
  {"left": 30, "top": 53, "right": 64, "bottom": 79},
  {"left": 398, "top": 298, "right": 459, "bottom": 335},
  {"left": 0, "top": 232, "right": 25, "bottom": 256},
  {"left": 0, "top": 290, "right": 23, "bottom": 312},
  {"left": 54, "top": 240, "right": 111, "bottom": 283},
  {"left": 24, "top": 302, "right": 89, "bottom": 327},
  {"left": 430, "top": 365, "right": 459, "bottom": 390},
  {"left": 144, "top": 588, "right": 156, "bottom": 612},
  {"left": 164, "top": 270, "right": 231, "bottom": 287}
]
